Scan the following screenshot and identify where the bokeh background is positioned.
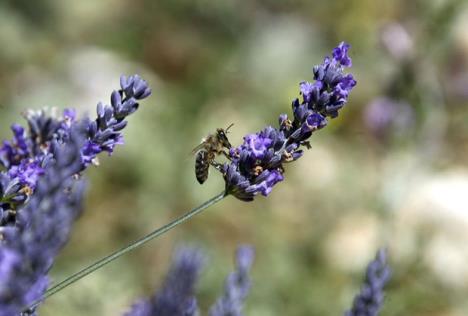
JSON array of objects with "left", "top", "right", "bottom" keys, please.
[{"left": 1, "top": 0, "right": 468, "bottom": 315}]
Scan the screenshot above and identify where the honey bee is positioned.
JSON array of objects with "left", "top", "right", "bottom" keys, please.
[{"left": 192, "top": 124, "right": 233, "bottom": 184}]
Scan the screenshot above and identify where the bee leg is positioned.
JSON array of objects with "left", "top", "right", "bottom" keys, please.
[
  {"left": 221, "top": 150, "right": 232, "bottom": 161},
  {"left": 210, "top": 161, "right": 224, "bottom": 172}
]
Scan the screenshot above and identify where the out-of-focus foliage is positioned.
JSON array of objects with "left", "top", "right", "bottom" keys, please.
[{"left": 1, "top": 0, "right": 468, "bottom": 315}]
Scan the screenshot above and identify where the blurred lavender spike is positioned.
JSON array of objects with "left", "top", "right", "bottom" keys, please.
[
  {"left": 0, "top": 126, "right": 87, "bottom": 316},
  {"left": 222, "top": 42, "right": 356, "bottom": 201},
  {"left": 124, "top": 246, "right": 255, "bottom": 316},
  {"left": 344, "top": 249, "right": 391, "bottom": 316},
  {"left": 364, "top": 97, "right": 414, "bottom": 141},
  {"left": 209, "top": 246, "right": 255, "bottom": 316},
  {"left": 124, "top": 247, "right": 204, "bottom": 316}
]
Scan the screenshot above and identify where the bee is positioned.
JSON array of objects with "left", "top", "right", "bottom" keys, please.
[{"left": 192, "top": 124, "right": 233, "bottom": 184}]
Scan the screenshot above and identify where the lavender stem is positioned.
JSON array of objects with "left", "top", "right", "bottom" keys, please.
[{"left": 25, "top": 190, "right": 227, "bottom": 312}]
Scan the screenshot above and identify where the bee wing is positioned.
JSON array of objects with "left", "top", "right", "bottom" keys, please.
[{"left": 191, "top": 143, "right": 206, "bottom": 155}]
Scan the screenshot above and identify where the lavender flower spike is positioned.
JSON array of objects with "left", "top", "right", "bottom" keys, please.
[
  {"left": 0, "top": 74, "right": 151, "bottom": 226},
  {"left": 124, "top": 246, "right": 255, "bottom": 316},
  {"left": 223, "top": 42, "right": 356, "bottom": 201},
  {"left": 0, "top": 127, "right": 86, "bottom": 315},
  {"left": 209, "top": 246, "right": 255, "bottom": 316},
  {"left": 124, "top": 247, "right": 204, "bottom": 316},
  {"left": 83, "top": 74, "right": 151, "bottom": 166},
  {"left": 120, "top": 75, "right": 152, "bottom": 100},
  {"left": 344, "top": 249, "right": 391, "bottom": 316}
]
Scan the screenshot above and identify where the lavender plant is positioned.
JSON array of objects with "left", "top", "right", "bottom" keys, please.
[
  {"left": 0, "top": 74, "right": 150, "bottom": 225},
  {"left": 223, "top": 42, "right": 356, "bottom": 201},
  {"left": 364, "top": 97, "right": 414, "bottom": 141},
  {"left": 124, "top": 246, "right": 255, "bottom": 316},
  {"left": 0, "top": 42, "right": 389, "bottom": 316},
  {"left": 124, "top": 247, "right": 204, "bottom": 316},
  {"left": 0, "top": 75, "right": 151, "bottom": 315},
  {"left": 209, "top": 246, "right": 255, "bottom": 316},
  {"left": 345, "top": 249, "right": 391, "bottom": 316},
  {"left": 123, "top": 246, "right": 390, "bottom": 316},
  {"left": 21, "top": 42, "right": 357, "bottom": 308},
  {"left": 0, "top": 127, "right": 86, "bottom": 316}
]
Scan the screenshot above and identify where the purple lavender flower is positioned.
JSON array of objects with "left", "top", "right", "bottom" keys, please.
[
  {"left": 125, "top": 246, "right": 255, "bottom": 316},
  {"left": 124, "top": 247, "right": 204, "bottom": 316},
  {"left": 344, "top": 249, "right": 391, "bottom": 316},
  {"left": 244, "top": 134, "right": 273, "bottom": 160},
  {"left": 120, "top": 75, "right": 152, "bottom": 100},
  {"left": 0, "top": 127, "right": 86, "bottom": 315},
  {"left": 0, "top": 74, "right": 151, "bottom": 314},
  {"left": 0, "top": 74, "right": 151, "bottom": 224},
  {"left": 223, "top": 43, "right": 356, "bottom": 201},
  {"left": 7, "top": 159, "right": 45, "bottom": 190},
  {"left": 81, "top": 74, "right": 151, "bottom": 166},
  {"left": 0, "top": 74, "right": 151, "bottom": 313},
  {"left": 0, "top": 124, "right": 31, "bottom": 169},
  {"left": 333, "top": 42, "right": 353, "bottom": 67},
  {"left": 209, "top": 246, "right": 255, "bottom": 316}
]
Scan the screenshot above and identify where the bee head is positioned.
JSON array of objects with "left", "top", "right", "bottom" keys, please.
[{"left": 217, "top": 123, "right": 234, "bottom": 148}]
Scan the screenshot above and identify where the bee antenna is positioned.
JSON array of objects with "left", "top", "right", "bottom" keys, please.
[{"left": 225, "top": 123, "right": 234, "bottom": 133}]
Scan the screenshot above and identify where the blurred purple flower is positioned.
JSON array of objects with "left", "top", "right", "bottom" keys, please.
[
  {"left": 364, "top": 97, "right": 414, "bottom": 140},
  {"left": 0, "top": 74, "right": 151, "bottom": 313},
  {"left": 0, "top": 124, "right": 30, "bottom": 168},
  {"left": 344, "top": 249, "right": 391, "bottom": 316},
  {"left": 124, "top": 247, "right": 204, "bottom": 316},
  {"left": 125, "top": 246, "right": 255, "bottom": 316},
  {"left": 7, "top": 159, "right": 44, "bottom": 190},
  {"left": 0, "top": 127, "right": 86, "bottom": 315},
  {"left": 209, "top": 246, "right": 255, "bottom": 316},
  {"left": 223, "top": 42, "right": 356, "bottom": 201}
]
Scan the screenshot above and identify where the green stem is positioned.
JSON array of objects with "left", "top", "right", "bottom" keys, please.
[{"left": 25, "top": 190, "right": 227, "bottom": 312}]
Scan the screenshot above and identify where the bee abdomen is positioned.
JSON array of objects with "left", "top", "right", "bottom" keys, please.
[{"left": 195, "top": 150, "right": 210, "bottom": 184}]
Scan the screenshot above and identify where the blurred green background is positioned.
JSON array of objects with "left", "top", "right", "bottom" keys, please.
[{"left": 1, "top": 0, "right": 468, "bottom": 315}]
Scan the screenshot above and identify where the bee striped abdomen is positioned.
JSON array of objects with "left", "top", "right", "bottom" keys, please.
[{"left": 195, "top": 150, "right": 210, "bottom": 184}]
